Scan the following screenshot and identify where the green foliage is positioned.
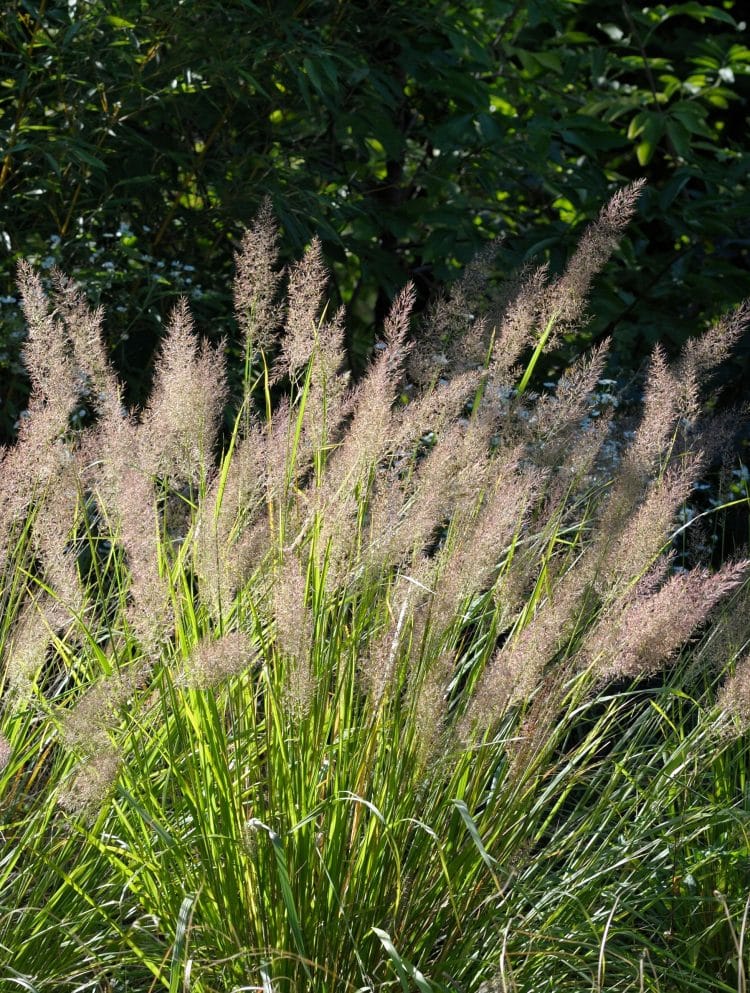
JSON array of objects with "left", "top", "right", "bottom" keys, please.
[
  {"left": 1, "top": 198, "right": 750, "bottom": 989},
  {"left": 1, "top": 0, "right": 749, "bottom": 441}
]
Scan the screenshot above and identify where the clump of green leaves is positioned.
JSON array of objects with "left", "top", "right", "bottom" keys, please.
[{"left": 1, "top": 190, "right": 750, "bottom": 992}]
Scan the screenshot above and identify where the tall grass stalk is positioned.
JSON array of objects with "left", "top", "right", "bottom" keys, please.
[{"left": 1, "top": 186, "right": 750, "bottom": 992}]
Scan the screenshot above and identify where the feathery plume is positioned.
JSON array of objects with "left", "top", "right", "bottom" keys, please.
[
  {"left": 193, "top": 425, "right": 269, "bottom": 618},
  {"left": 234, "top": 199, "right": 285, "bottom": 354},
  {"left": 4, "top": 594, "right": 69, "bottom": 705},
  {"left": 16, "top": 261, "right": 80, "bottom": 436},
  {"left": 718, "top": 652, "right": 750, "bottom": 732},
  {"left": 536, "top": 413, "right": 613, "bottom": 527},
  {"left": 282, "top": 654, "right": 316, "bottom": 721},
  {"left": 273, "top": 553, "right": 312, "bottom": 663},
  {"left": 139, "top": 298, "right": 227, "bottom": 485},
  {"left": 430, "top": 457, "right": 541, "bottom": 632},
  {"left": 62, "top": 669, "right": 139, "bottom": 755},
  {"left": 677, "top": 299, "right": 750, "bottom": 395},
  {"left": 692, "top": 408, "right": 744, "bottom": 468},
  {"left": 117, "top": 468, "right": 174, "bottom": 653},
  {"left": 591, "top": 343, "right": 697, "bottom": 572},
  {"left": 623, "top": 345, "right": 680, "bottom": 480},
  {"left": 31, "top": 455, "right": 86, "bottom": 615},
  {"left": 58, "top": 745, "right": 121, "bottom": 815},
  {"left": 525, "top": 342, "right": 610, "bottom": 469},
  {"left": 408, "top": 240, "right": 499, "bottom": 384},
  {"left": 543, "top": 180, "right": 646, "bottom": 339},
  {"left": 0, "top": 734, "right": 11, "bottom": 772},
  {"left": 465, "top": 567, "right": 587, "bottom": 734},
  {"left": 699, "top": 583, "right": 750, "bottom": 676},
  {"left": 411, "top": 650, "right": 453, "bottom": 764},
  {"left": 506, "top": 669, "right": 568, "bottom": 780},
  {"left": 390, "top": 369, "right": 484, "bottom": 456},
  {"left": 273, "top": 554, "right": 316, "bottom": 715},
  {"left": 365, "top": 414, "right": 494, "bottom": 574},
  {"left": 460, "top": 645, "right": 517, "bottom": 737},
  {"left": 359, "top": 596, "right": 411, "bottom": 709},
  {"left": 303, "top": 305, "right": 353, "bottom": 462},
  {"left": 310, "top": 286, "right": 418, "bottom": 581},
  {"left": 50, "top": 268, "right": 124, "bottom": 425},
  {"left": 180, "top": 630, "right": 257, "bottom": 690},
  {"left": 326, "top": 283, "right": 416, "bottom": 489},
  {"left": 584, "top": 559, "right": 749, "bottom": 681},
  {"left": 1, "top": 265, "right": 83, "bottom": 550},
  {"left": 488, "top": 263, "right": 550, "bottom": 383},
  {"left": 599, "top": 456, "right": 702, "bottom": 589},
  {"left": 273, "top": 237, "right": 327, "bottom": 382}
]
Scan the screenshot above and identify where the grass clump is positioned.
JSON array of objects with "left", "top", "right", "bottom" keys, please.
[{"left": 1, "top": 185, "right": 750, "bottom": 992}]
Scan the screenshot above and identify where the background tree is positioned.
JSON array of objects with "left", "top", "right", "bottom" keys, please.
[{"left": 1, "top": 0, "right": 748, "bottom": 439}]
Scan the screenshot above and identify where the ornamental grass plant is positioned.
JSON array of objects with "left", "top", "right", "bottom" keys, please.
[{"left": 1, "top": 186, "right": 750, "bottom": 992}]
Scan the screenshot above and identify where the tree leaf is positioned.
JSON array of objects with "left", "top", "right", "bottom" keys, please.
[{"left": 635, "top": 114, "right": 664, "bottom": 165}]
